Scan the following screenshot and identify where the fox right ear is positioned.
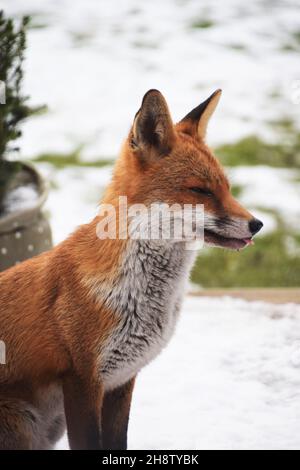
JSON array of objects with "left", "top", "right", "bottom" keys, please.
[
  {"left": 131, "top": 90, "right": 175, "bottom": 157},
  {"left": 179, "top": 89, "right": 222, "bottom": 140}
]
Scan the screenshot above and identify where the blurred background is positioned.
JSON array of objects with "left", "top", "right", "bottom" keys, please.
[{"left": 3, "top": 0, "right": 300, "bottom": 288}]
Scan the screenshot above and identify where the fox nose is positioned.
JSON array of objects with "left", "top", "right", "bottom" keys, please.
[{"left": 249, "top": 218, "right": 263, "bottom": 235}]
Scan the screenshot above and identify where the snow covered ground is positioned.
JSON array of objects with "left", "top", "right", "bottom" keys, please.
[
  {"left": 4, "top": 0, "right": 300, "bottom": 158},
  {"left": 56, "top": 296, "right": 300, "bottom": 450}
]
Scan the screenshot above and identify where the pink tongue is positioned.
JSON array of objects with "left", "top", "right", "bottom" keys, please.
[{"left": 244, "top": 238, "right": 254, "bottom": 246}]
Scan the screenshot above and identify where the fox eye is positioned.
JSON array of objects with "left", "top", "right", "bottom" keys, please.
[{"left": 189, "top": 187, "right": 214, "bottom": 197}]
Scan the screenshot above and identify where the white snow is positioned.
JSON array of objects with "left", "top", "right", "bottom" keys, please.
[
  {"left": 37, "top": 163, "right": 112, "bottom": 243},
  {"left": 2, "top": 184, "right": 39, "bottom": 215},
  {"left": 4, "top": 0, "right": 300, "bottom": 158},
  {"left": 229, "top": 166, "right": 300, "bottom": 230},
  {"left": 56, "top": 296, "right": 300, "bottom": 450}
]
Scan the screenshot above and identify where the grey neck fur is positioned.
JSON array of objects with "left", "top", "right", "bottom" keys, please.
[{"left": 99, "top": 240, "right": 196, "bottom": 390}]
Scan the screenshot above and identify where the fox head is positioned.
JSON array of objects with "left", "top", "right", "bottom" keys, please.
[{"left": 109, "top": 89, "right": 263, "bottom": 250}]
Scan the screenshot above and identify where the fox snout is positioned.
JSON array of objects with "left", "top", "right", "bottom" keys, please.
[
  {"left": 249, "top": 218, "right": 264, "bottom": 236},
  {"left": 204, "top": 196, "right": 263, "bottom": 250},
  {"left": 214, "top": 192, "right": 263, "bottom": 248}
]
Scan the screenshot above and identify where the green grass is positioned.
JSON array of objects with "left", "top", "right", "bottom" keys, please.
[
  {"left": 230, "top": 184, "right": 243, "bottom": 198},
  {"left": 215, "top": 135, "right": 300, "bottom": 168},
  {"left": 281, "top": 43, "right": 298, "bottom": 52},
  {"left": 229, "top": 43, "right": 247, "bottom": 51},
  {"left": 69, "top": 31, "right": 95, "bottom": 47},
  {"left": 132, "top": 40, "right": 158, "bottom": 49},
  {"left": 191, "top": 230, "right": 300, "bottom": 288},
  {"left": 281, "top": 31, "right": 300, "bottom": 52},
  {"left": 268, "top": 88, "right": 281, "bottom": 100},
  {"left": 293, "top": 30, "right": 300, "bottom": 44},
  {"left": 190, "top": 19, "right": 214, "bottom": 29},
  {"left": 268, "top": 117, "right": 295, "bottom": 133},
  {"left": 215, "top": 118, "right": 300, "bottom": 168},
  {"left": 32, "top": 149, "right": 113, "bottom": 169},
  {"left": 28, "top": 22, "right": 48, "bottom": 30},
  {"left": 26, "top": 13, "right": 49, "bottom": 30}
]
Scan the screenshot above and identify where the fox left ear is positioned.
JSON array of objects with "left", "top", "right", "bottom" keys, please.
[
  {"left": 179, "top": 89, "right": 222, "bottom": 140},
  {"left": 131, "top": 89, "right": 175, "bottom": 157}
]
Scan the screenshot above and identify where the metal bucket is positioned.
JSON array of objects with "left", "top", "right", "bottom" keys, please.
[{"left": 0, "top": 162, "right": 52, "bottom": 272}]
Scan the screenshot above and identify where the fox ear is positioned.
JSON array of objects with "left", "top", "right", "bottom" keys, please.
[
  {"left": 179, "top": 89, "right": 222, "bottom": 140},
  {"left": 131, "top": 89, "right": 175, "bottom": 156}
]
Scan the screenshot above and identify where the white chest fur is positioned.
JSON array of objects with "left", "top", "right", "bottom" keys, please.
[{"left": 99, "top": 241, "right": 196, "bottom": 391}]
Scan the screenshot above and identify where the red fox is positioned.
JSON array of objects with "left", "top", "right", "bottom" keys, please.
[{"left": 0, "top": 89, "right": 263, "bottom": 450}]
